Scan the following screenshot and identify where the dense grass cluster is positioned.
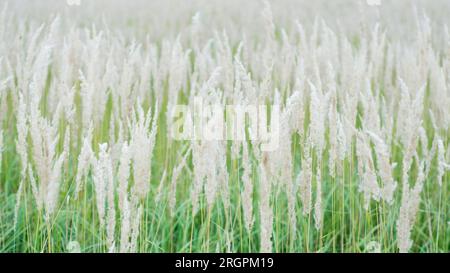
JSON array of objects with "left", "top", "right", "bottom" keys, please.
[{"left": 0, "top": 0, "right": 449, "bottom": 253}]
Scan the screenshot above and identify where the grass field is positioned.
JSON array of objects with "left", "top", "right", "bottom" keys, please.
[{"left": 0, "top": 0, "right": 449, "bottom": 253}]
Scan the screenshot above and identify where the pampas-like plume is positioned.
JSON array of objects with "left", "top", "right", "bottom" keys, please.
[
  {"left": 308, "top": 82, "right": 328, "bottom": 154},
  {"left": 284, "top": 90, "right": 304, "bottom": 135},
  {"left": 397, "top": 79, "right": 425, "bottom": 166},
  {"left": 117, "top": 142, "right": 143, "bottom": 253},
  {"left": 28, "top": 90, "right": 66, "bottom": 220},
  {"left": 191, "top": 141, "right": 205, "bottom": 215},
  {"left": 92, "top": 143, "right": 116, "bottom": 249},
  {"left": 117, "top": 142, "right": 131, "bottom": 209},
  {"left": 199, "top": 142, "right": 217, "bottom": 210},
  {"left": 299, "top": 140, "right": 312, "bottom": 215},
  {"left": 263, "top": 103, "right": 292, "bottom": 189},
  {"left": 195, "top": 140, "right": 229, "bottom": 212},
  {"left": 191, "top": 101, "right": 229, "bottom": 215},
  {"left": 366, "top": 130, "right": 397, "bottom": 204},
  {"left": 119, "top": 194, "right": 143, "bottom": 253},
  {"left": 168, "top": 147, "right": 190, "bottom": 217},
  {"left": 155, "top": 170, "right": 167, "bottom": 204},
  {"left": 436, "top": 135, "right": 450, "bottom": 186},
  {"left": 259, "top": 159, "right": 273, "bottom": 253},
  {"left": 276, "top": 103, "right": 297, "bottom": 234},
  {"left": 15, "top": 94, "right": 28, "bottom": 178},
  {"left": 397, "top": 156, "right": 427, "bottom": 253},
  {"left": 62, "top": 128, "right": 70, "bottom": 170},
  {"left": 314, "top": 170, "right": 322, "bottom": 230},
  {"left": 130, "top": 104, "right": 158, "bottom": 200},
  {"left": 75, "top": 126, "right": 93, "bottom": 198},
  {"left": 328, "top": 95, "right": 338, "bottom": 178},
  {"left": 43, "top": 150, "right": 65, "bottom": 221},
  {"left": 241, "top": 142, "right": 254, "bottom": 233},
  {"left": 356, "top": 132, "right": 381, "bottom": 209},
  {"left": 336, "top": 116, "right": 347, "bottom": 173},
  {"left": 217, "top": 141, "right": 230, "bottom": 211},
  {"left": 13, "top": 95, "right": 29, "bottom": 226}
]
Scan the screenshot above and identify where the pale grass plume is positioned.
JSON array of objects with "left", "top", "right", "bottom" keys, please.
[
  {"left": 14, "top": 94, "right": 29, "bottom": 223},
  {"left": 130, "top": 104, "right": 158, "bottom": 200},
  {"left": 327, "top": 95, "right": 338, "bottom": 178},
  {"left": 75, "top": 126, "right": 94, "bottom": 198},
  {"left": 117, "top": 142, "right": 131, "bottom": 209},
  {"left": 92, "top": 143, "right": 116, "bottom": 249},
  {"left": 356, "top": 132, "right": 381, "bottom": 209},
  {"left": 259, "top": 158, "right": 273, "bottom": 253},
  {"left": 299, "top": 143, "right": 312, "bottom": 215},
  {"left": 397, "top": 156, "right": 427, "bottom": 253},
  {"left": 366, "top": 130, "right": 397, "bottom": 204},
  {"left": 191, "top": 141, "right": 205, "bottom": 215},
  {"left": 168, "top": 147, "right": 190, "bottom": 217},
  {"left": 155, "top": 170, "right": 167, "bottom": 204},
  {"left": 44, "top": 150, "right": 65, "bottom": 221},
  {"left": 241, "top": 141, "right": 254, "bottom": 233},
  {"left": 308, "top": 82, "right": 328, "bottom": 154},
  {"left": 436, "top": 135, "right": 450, "bottom": 186},
  {"left": 27, "top": 91, "right": 67, "bottom": 220},
  {"left": 119, "top": 195, "right": 142, "bottom": 253}
]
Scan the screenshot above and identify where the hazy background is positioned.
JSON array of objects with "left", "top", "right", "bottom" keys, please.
[{"left": 3, "top": 0, "right": 450, "bottom": 44}]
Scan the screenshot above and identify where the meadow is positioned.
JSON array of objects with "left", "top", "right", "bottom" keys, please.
[{"left": 0, "top": 0, "right": 449, "bottom": 253}]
